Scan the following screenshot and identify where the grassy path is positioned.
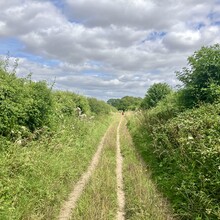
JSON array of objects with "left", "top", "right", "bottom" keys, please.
[
  {"left": 120, "top": 116, "right": 174, "bottom": 220},
  {"left": 58, "top": 114, "right": 175, "bottom": 220},
  {"left": 116, "top": 119, "right": 125, "bottom": 220},
  {"left": 58, "top": 125, "right": 112, "bottom": 220}
]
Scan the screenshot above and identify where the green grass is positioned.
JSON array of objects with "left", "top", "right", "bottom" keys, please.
[
  {"left": 128, "top": 104, "right": 220, "bottom": 219},
  {"left": 72, "top": 116, "right": 119, "bottom": 220},
  {"left": 122, "top": 115, "right": 175, "bottom": 220},
  {"left": 0, "top": 115, "right": 112, "bottom": 220}
]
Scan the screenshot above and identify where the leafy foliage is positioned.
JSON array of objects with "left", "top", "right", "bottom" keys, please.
[
  {"left": 0, "top": 69, "right": 53, "bottom": 139},
  {"left": 176, "top": 44, "right": 220, "bottom": 107},
  {"left": 129, "top": 101, "right": 220, "bottom": 219},
  {"left": 88, "top": 97, "right": 115, "bottom": 115},
  {"left": 0, "top": 60, "right": 113, "bottom": 141},
  {"left": 129, "top": 45, "right": 220, "bottom": 219},
  {"left": 141, "top": 83, "right": 172, "bottom": 109},
  {"left": 107, "top": 96, "right": 142, "bottom": 111},
  {"left": 0, "top": 58, "right": 115, "bottom": 219}
]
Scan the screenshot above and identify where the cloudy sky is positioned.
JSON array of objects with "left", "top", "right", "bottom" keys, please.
[{"left": 0, "top": 0, "right": 220, "bottom": 100}]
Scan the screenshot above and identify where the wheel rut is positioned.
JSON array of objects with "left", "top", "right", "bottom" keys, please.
[
  {"left": 58, "top": 116, "right": 125, "bottom": 220},
  {"left": 58, "top": 125, "right": 111, "bottom": 220},
  {"left": 116, "top": 118, "right": 125, "bottom": 220}
]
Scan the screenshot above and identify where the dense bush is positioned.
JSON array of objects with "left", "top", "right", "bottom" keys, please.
[
  {"left": 130, "top": 101, "right": 220, "bottom": 219},
  {"left": 107, "top": 96, "right": 142, "bottom": 111},
  {"left": 88, "top": 97, "right": 115, "bottom": 115},
  {"left": 53, "top": 91, "right": 77, "bottom": 117},
  {"left": 150, "top": 102, "right": 220, "bottom": 219},
  {"left": 0, "top": 63, "right": 113, "bottom": 142},
  {"left": 176, "top": 44, "right": 220, "bottom": 108},
  {"left": 0, "top": 69, "right": 53, "bottom": 139},
  {"left": 129, "top": 44, "right": 220, "bottom": 219},
  {"left": 142, "top": 92, "right": 183, "bottom": 127},
  {"left": 141, "top": 83, "right": 172, "bottom": 109}
]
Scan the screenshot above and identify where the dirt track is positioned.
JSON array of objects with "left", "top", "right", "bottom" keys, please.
[{"left": 58, "top": 116, "right": 124, "bottom": 220}]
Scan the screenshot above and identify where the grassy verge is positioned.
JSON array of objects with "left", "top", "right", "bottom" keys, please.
[
  {"left": 121, "top": 115, "right": 175, "bottom": 220},
  {"left": 128, "top": 103, "right": 220, "bottom": 219},
  {"left": 0, "top": 115, "right": 112, "bottom": 220},
  {"left": 71, "top": 115, "right": 120, "bottom": 220}
]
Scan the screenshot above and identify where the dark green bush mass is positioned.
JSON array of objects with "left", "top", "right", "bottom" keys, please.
[
  {"left": 25, "top": 81, "right": 53, "bottom": 132},
  {"left": 129, "top": 102, "right": 220, "bottom": 219},
  {"left": 107, "top": 96, "right": 142, "bottom": 111},
  {"left": 129, "top": 45, "right": 220, "bottom": 219},
  {"left": 141, "top": 83, "right": 172, "bottom": 109},
  {"left": 0, "top": 62, "right": 113, "bottom": 142},
  {"left": 176, "top": 44, "right": 220, "bottom": 108},
  {"left": 155, "top": 103, "right": 219, "bottom": 219},
  {"left": 53, "top": 91, "right": 78, "bottom": 117},
  {"left": 0, "top": 69, "right": 53, "bottom": 139},
  {"left": 88, "top": 97, "right": 115, "bottom": 115}
]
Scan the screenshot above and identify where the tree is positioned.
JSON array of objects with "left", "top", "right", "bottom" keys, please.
[
  {"left": 107, "top": 96, "right": 142, "bottom": 111},
  {"left": 88, "top": 98, "right": 113, "bottom": 115},
  {"left": 107, "top": 98, "right": 121, "bottom": 108},
  {"left": 176, "top": 44, "right": 220, "bottom": 107},
  {"left": 141, "top": 83, "right": 172, "bottom": 109}
]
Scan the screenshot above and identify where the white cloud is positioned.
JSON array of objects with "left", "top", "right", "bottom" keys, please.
[{"left": 0, "top": 0, "right": 219, "bottom": 100}]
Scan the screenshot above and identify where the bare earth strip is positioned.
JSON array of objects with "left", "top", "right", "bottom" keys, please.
[
  {"left": 116, "top": 118, "right": 125, "bottom": 220},
  {"left": 58, "top": 125, "right": 111, "bottom": 220}
]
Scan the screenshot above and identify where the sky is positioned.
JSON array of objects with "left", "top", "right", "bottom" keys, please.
[{"left": 0, "top": 0, "right": 220, "bottom": 100}]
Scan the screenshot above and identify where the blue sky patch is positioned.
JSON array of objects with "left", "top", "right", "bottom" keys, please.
[
  {"left": 49, "top": 0, "right": 65, "bottom": 9},
  {"left": 194, "top": 22, "right": 205, "bottom": 30},
  {"left": 0, "top": 37, "right": 60, "bottom": 67},
  {"left": 141, "top": 31, "right": 166, "bottom": 43},
  {"left": 0, "top": 37, "right": 24, "bottom": 55}
]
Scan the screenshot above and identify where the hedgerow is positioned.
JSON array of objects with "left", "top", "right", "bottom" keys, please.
[
  {"left": 149, "top": 102, "right": 220, "bottom": 219},
  {"left": 129, "top": 44, "right": 220, "bottom": 219},
  {"left": 0, "top": 59, "right": 115, "bottom": 218},
  {"left": 0, "top": 62, "right": 113, "bottom": 142},
  {"left": 0, "top": 69, "right": 53, "bottom": 140}
]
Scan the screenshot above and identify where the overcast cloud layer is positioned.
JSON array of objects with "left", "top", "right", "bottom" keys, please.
[{"left": 0, "top": 0, "right": 220, "bottom": 100}]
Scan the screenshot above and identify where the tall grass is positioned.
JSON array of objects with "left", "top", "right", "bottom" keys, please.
[
  {"left": 128, "top": 101, "right": 220, "bottom": 219},
  {"left": 0, "top": 115, "right": 112, "bottom": 220},
  {"left": 72, "top": 117, "right": 119, "bottom": 220},
  {"left": 121, "top": 116, "right": 175, "bottom": 220}
]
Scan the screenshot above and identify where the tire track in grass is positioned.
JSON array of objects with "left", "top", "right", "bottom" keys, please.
[
  {"left": 121, "top": 116, "right": 175, "bottom": 220},
  {"left": 58, "top": 124, "right": 111, "bottom": 220},
  {"left": 116, "top": 118, "right": 125, "bottom": 220},
  {"left": 72, "top": 118, "right": 119, "bottom": 220}
]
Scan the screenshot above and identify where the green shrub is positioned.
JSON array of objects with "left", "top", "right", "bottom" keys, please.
[
  {"left": 141, "top": 83, "right": 172, "bottom": 109},
  {"left": 176, "top": 44, "right": 220, "bottom": 108},
  {"left": 132, "top": 102, "right": 220, "bottom": 219},
  {"left": 53, "top": 91, "right": 77, "bottom": 117},
  {"left": 0, "top": 68, "right": 52, "bottom": 140},
  {"left": 88, "top": 97, "right": 114, "bottom": 115}
]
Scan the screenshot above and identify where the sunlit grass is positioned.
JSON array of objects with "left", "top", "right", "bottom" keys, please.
[
  {"left": 72, "top": 116, "right": 119, "bottom": 220},
  {"left": 0, "top": 115, "right": 112, "bottom": 220},
  {"left": 121, "top": 116, "right": 175, "bottom": 220}
]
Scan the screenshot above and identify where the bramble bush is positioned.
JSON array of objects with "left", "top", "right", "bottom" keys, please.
[
  {"left": 149, "top": 102, "right": 220, "bottom": 219},
  {"left": 129, "top": 44, "right": 220, "bottom": 219}
]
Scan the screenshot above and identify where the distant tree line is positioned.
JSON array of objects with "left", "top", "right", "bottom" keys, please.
[{"left": 107, "top": 96, "right": 142, "bottom": 111}]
